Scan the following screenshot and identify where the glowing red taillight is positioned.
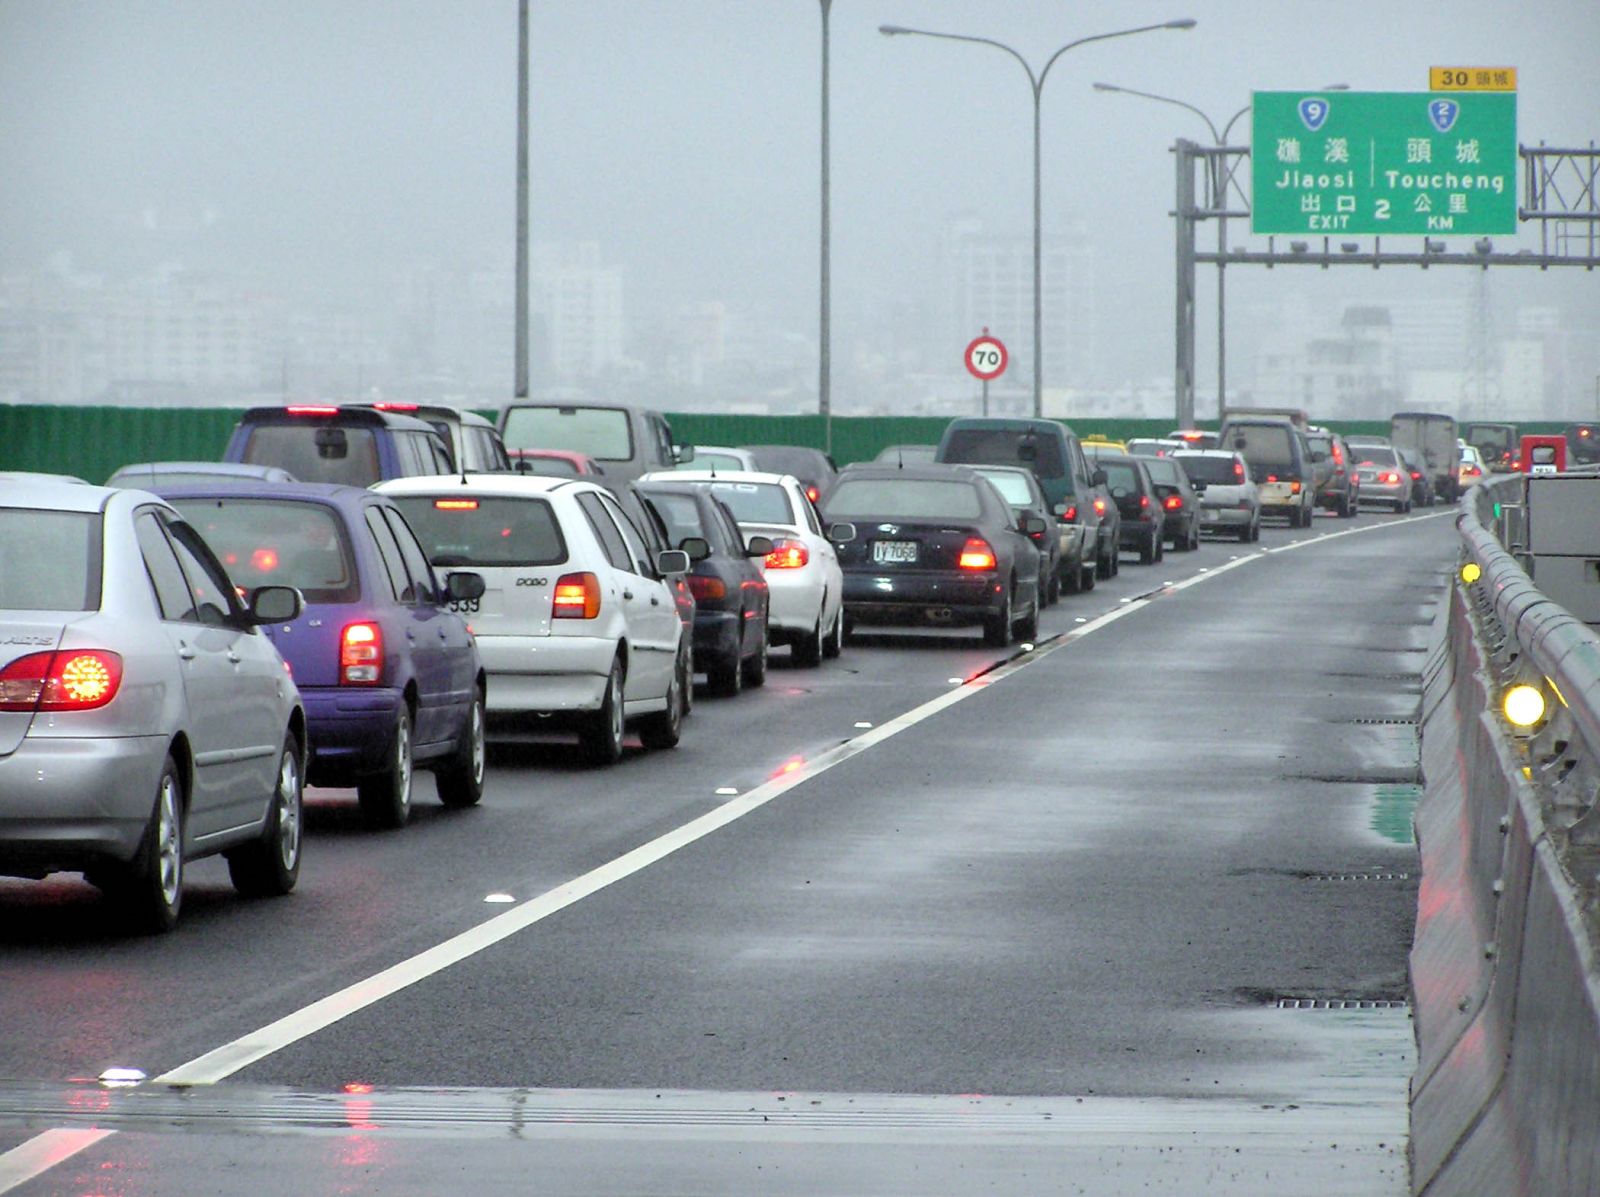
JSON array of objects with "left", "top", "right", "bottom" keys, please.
[
  {"left": 286, "top": 405, "right": 339, "bottom": 416},
  {"left": 763, "top": 539, "right": 809, "bottom": 570},
  {"left": 1233, "top": 462, "right": 1245, "bottom": 479},
  {"left": 1380, "top": 471, "right": 1402, "bottom": 484},
  {"left": 433, "top": 498, "right": 478, "bottom": 511},
  {"left": 687, "top": 575, "right": 726, "bottom": 602},
  {"left": 1163, "top": 494, "right": 1184, "bottom": 511},
  {"left": 958, "top": 538, "right": 997, "bottom": 570},
  {"left": 0, "top": 649, "right": 123, "bottom": 712},
  {"left": 552, "top": 572, "right": 602, "bottom": 618},
  {"left": 1139, "top": 493, "right": 1150, "bottom": 509},
  {"left": 1289, "top": 481, "right": 1302, "bottom": 495},
  {"left": 805, "top": 485, "right": 820, "bottom": 504},
  {"left": 1266, "top": 474, "right": 1278, "bottom": 483},
  {"left": 1093, "top": 497, "right": 1107, "bottom": 516},
  {"left": 1057, "top": 504, "right": 1077, "bottom": 523},
  {"left": 372, "top": 402, "right": 419, "bottom": 412},
  {"left": 1410, "top": 471, "right": 1423, "bottom": 480},
  {"left": 340, "top": 622, "right": 383, "bottom": 685}
]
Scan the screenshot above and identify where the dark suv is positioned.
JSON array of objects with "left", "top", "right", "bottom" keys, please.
[
  {"left": 1305, "top": 427, "right": 1359, "bottom": 518},
  {"left": 1089, "top": 451, "right": 1166, "bottom": 564},
  {"left": 225, "top": 406, "right": 454, "bottom": 487},
  {"left": 934, "top": 417, "right": 1106, "bottom": 594}
]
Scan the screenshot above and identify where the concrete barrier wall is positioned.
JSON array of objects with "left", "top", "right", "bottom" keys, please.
[{"left": 1410, "top": 481, "right": 1600, "bottom": 1195}]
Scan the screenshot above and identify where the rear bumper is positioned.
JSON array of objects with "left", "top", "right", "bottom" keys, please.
[
  {"left": 1117, "top": 517, "right": 1160, "bottom": 549},
  {"left": 301, "top": 686, "right": 405, "bottom": 784},
  {"left": 0, "top": 734, "right": 169, "bottom": 875},
  {"left": 1199, "top": 503, "right": 1254, "bottom": 528},
  {"left": 842, "top": 572, "right": 1003, "bottom": 628},
  {"left": 764, "top": 570, "right": 826, "bottom": 636},
  {"left": 1257, "top": 482, "right": 1305, "bottom": 509},
  {"left": 476, "top": 633, "right": 615, "bottom": 714},
  {"left": 692, "top": 609, "right": 743, "bottom": 667}
]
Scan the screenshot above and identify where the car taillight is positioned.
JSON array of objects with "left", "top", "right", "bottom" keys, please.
[
  {"left": 1139, "top": 493, "right": 1150, "bottom": 509},
  {"left": 764, "top": 539, "right": 809, "bottom": 569},
  {"left": 1410, "top": 471, "right": 1423, "bottom": 480},
  {"left": 1380, "top": 471, "right": 1402, "bottom": 484},
  {"left": 340, "top": 623, "right": 383, "bottom": 685},
  {"left": 372, "top": 402, "right": 419, "bottom": 412},
  {"left": 687, "top": 575, "right": 726, "bottom": 602},
  {"left": 0, "top": 649, "right": 123, "bottom": 712},
  {"left": 1290, "top": 481, "right": 1302, "bottom": 494},
  {"left": 805, "top": 485, "right": 820, "bottom": 504},
  {"left": 958, "top": 538, "right": 997, "bottom": 570},
  {"left": 552, "top": 572, "right": 602, "bottom": 619},
  {"left": 286, "top": 405, "right": 339, "bottom": 416},
  {"left": 1233, "top": 462, "right": 1245, "bottom": 479},
  {"left": 1093, "top": 497, "right": 1107, "bottom": 516},
  {"left": 1266, "top": 474, "right": 1278, "bottom": 483},
  {"left": 1164, "top": 494, "right": 1184, "bottom": 511},
  {"left": 1057, "top": 504, "right": 1077, "bottom": 522}
]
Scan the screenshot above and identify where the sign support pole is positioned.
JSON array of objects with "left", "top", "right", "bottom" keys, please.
[{"left": 1174, "top": 139, "right": 1197, "bottom": 430}]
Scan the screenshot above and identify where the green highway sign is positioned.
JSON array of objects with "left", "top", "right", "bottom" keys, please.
[{"left": 1250, "top": 91, "right": 1518, "bottom": 236}]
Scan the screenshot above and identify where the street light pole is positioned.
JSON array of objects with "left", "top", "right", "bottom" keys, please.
[
  {"left": 881, "top": 19, "right": 1195, "bottom": 420},
  {"left": 514, "top": 0, "right": 530, "bottom": 400},
  {"left": 819, "top": 0, "right": 833, "bottom": 453}
]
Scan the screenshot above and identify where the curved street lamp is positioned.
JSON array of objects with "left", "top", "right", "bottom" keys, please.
[
  {"left": 881, "top": 19, "right": 1196, "bottom": 418},
  {"left": 1091, "top": 81, "right": 1346, "bottom": 420}
]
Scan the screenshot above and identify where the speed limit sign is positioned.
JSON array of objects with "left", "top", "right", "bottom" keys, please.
[{"left": 964, "top": 332, "right": 1008, "bottom": 382}]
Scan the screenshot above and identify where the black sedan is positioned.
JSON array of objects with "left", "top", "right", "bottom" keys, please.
[
  {"left": 1093, "top": 453, "right": 1167, "bottom": 564},
  {"left": 637, "top": 481, "right": 771, "bottom": 697},
  {"left": 969, "top": 463, "right": 1063, "bottom": 606},
  {"left": 820, "top": 464, "right": 1044, "bottom": 648},
  {"left": 1142, "top": 455, "right": 1202, "bottom": 552},
  {"left": 741, "top": 445, "right": 837, "bottom": 506}
]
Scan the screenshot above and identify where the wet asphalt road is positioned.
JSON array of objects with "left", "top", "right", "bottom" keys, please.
[{"left": 0, "top": 504, "right": 1457, "bottom": 1194}]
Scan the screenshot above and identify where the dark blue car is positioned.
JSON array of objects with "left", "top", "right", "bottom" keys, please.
[
  {"left": 157, "top": 483, "right": 487, "bottom": 829},
  {"left": 222, "top": 405, "right": 455, "bottom": 487}
]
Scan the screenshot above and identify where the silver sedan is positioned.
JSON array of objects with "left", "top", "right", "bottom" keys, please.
[{"left": 0, "top": 481, "right": 306, "bottom": 932}]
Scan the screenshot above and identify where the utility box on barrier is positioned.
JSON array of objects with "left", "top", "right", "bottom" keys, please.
[{"left": 1526, "top": 474, "right": 1600, "bottom": 626}]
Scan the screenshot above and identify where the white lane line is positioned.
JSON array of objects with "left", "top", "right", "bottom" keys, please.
[
  {"left": 0, "top": 1129, "right": 114, "bottom": 1190},
  {"left": 0, "top": 507, "right": 1450, "bottom": 1191}
]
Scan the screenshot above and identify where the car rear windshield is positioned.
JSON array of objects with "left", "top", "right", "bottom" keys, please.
[
  {"left": 1224, "top": 424, "right": 1296, "bottom": 466},
  {"left": 240, "top": 424, "right": 381, "bottom": 487},
  {"left": 940, "top": 428, "right": 1064, "bottom": 476},
  {"left": 1354, "top": 447, "right": 1402, "bottom": 467},
  {"left": 689, "top": 451, "right": 747, "bottom": 471},
  {"left": 1099, "top": 461, "right": 1142, "bottom": 494},
  {"left": 643, "top": 492, "right": 707, "bottom": 545},
  {"left": 825, "top": 478, "right": 982, "bottom": 520},
  {"left": 501, "top": 407, "right": 633, "bottom": 462},
  {"left": 1176, "top": 456, "right": 1239, "bottom": 485},
  {"left": 389, "top": 496, "right": 567, "bottom": 568},
  {"left": 515, "top": 454, "right": 580, "bottom": 476},
  {"left": 169, "top": 498, "right": 359, "bottom": 602},
  {"left": 703, "top": 481, "right": 795, "bottom": 525},
  {"left": 0, "top": 510, "right": 100, "bottom": 611},
  {"left": 1143, "top": 458, "right": 1183, "bottom": 486},
  {"left": 973, "top": 470, "right": 1034, "bottom": 505},
  {"left": 746, "top": 447, "right": 827, "bottom": 477}
]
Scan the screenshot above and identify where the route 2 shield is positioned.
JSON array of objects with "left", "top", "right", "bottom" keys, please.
[{"left": 1428, "top": 98, "right": 1460, "bottom": 133}]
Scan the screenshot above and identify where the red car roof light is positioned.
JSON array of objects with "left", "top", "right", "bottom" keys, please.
[
  {"left": 0, "top": 650, "right": 124, "bottom": 712},
  {"left": 286, "top": 405, "right": 339, "bottom": 416}
]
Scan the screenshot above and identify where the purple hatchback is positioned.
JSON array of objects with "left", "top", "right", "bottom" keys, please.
[{"left": 158, "top": 483, "right": 487, "bottom": 829}]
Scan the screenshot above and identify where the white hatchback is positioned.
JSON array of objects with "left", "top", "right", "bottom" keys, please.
[
  {"left": 378, "top": 475, "right": 690, "bottom": 765},
  {"left": 644, "top": 469, "right": 844, "bottom": 665}
]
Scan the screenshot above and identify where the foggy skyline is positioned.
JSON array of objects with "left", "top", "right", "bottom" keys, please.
[{"left": 2, "top": 0, "right": 1597, "bottom": 416}]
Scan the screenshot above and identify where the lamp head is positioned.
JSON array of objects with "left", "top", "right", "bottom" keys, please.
[
  {"left": 1092, "top": 82, "right": 1121, "bottom": 92},
  {"left": 878, "top": 24, "right": 910, "bottom": 36},
  {"left": 1166, "top": 18, "right": 1198, "bottom": 29}
]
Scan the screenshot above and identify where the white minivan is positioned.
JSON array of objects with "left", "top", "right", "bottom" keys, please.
[{"left": 378, "top": 475, "right": 689, "bottom": 765}]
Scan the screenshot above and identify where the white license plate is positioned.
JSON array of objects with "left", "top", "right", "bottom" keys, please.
[{"left": 872, "top": 540, "right": 917, "bottom": 564}]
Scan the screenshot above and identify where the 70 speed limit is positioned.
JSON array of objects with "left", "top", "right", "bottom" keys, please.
[{"left": 964, "top": 334, "right": 1008, "bottom": 382}]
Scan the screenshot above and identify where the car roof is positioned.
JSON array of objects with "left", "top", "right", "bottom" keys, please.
[
  {"left": 652, "top": 469, "right": 797, "bottom": 488},
  {"left": 237, "top": 405, "right": 440, "bottom": 433},
  {"left": 150, "top": 480, "right": 380, "bottom": 508},
  {"left": 832, "top": 463, "right": 982, "bottom": 482},
  {"left": 351, "top": 403, "right": 496, "bottom": 428},
  {"left": 0, "top": 479, "right": 117, "bottom": 513},
  {"left": 1172, "top": 448, "right": 1239, "bottom": 460}
]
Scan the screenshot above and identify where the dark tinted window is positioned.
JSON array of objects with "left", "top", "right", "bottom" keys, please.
[
  {"left": 643, "top": 490, "right": 708, "bottom": 547},
  {"left": 1100, "top": 461, "right": 1142, "bottom": 494},
  {"left": 165, "top": 519, "right": 237, "bottom": 625},
  {"left": 599, "top": 492, "right": 654, "bottom": 574},
  {"left": 390, "top": 496, "right": 567, "bottom": 567},
  {"left": 576, "top": 492, "right": 633, "bottom": 571},
  {"left": 824, "top": 478, "right": 982, "bottom": 520},
  {"left": 363, "top": 508, "right": 408, "bottom": 602},
  {"left": 1143, "top": 458, "right": 1184, "bottom": 486},
  {"left": 1353, "top": 447, "right": 1402, "bottom": 467},
  {"left": 383, "top": 509, "right": 439, "bottom": 603},
  {"left": 1224, "top": 423, "right": 1296, "bottom": 467},
  {"left": 940, "top": 428, "right": 1064, "bottom": 476},
  {"left": 171, "top": 497, "right": 359, "bottom": 603},
  {"left": 0, "top": 510, "right": 99, "bottom": 611},
  {"left": 135, "top": 512, "right": 196, "bottom": 621},
  {"left": 703, "top": 481, "right": 794, "bottom": 525},
  {"left": 240, "top": 424, "right": 382, "bottom": 486},
  {"left": 517, "top": 454, "right": 579, "bottom": 477},
  {"left": 1175, "top": 455, "right": 1241, "bottom": 485}
]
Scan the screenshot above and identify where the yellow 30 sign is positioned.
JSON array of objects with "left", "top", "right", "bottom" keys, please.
[{"left": 1430, "top": 67, "right": 1517, "bottom": 91}]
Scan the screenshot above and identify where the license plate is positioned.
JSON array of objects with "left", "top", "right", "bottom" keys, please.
[
  {"left": 1201, "top": 509, "right": 1217, "bottom": 522},
  {"left": 872, "top": 540, "right": 917, "bottom": 564}
]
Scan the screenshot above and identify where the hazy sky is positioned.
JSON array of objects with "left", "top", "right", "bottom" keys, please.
[{"left": 2, "top": 0, "right": 1597, "bottom": 397}]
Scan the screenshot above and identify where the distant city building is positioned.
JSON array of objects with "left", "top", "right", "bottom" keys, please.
[{"left": 1253, "top": 305, "right": 1404, "bottom": 419}]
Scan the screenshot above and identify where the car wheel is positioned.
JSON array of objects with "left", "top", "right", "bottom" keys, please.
[
  {"left": 112, "top": 755, "right": 185, "bottom": 934},
  {"left": 822, "top": 606, "right": 844, "bottom": 659},
  {"left": 638, "top": 650, "right": 685, "bottom": 751},
  {"left": 435, "top": 687, "right": 486, "bottom": 808},
  {"left": 707, "top": 643, "right": 742, "bottom": 696},
  {"left": 1015, "top": 589, "right": 1040, "bottom": 641},
  {"left": 1080, "top": 559, "right": 1096, "bottom": 591},
  {"left": 742, "top": 628, "right": 768, "bottom": 688},
  {"left": 580, "top": 656, "right": 627, "bottom": 765},
  {"left": 792, "top": 615, "right": 823, "bottom": 667},
  {"left": 1062, "top": 562, "right": 1082, "bottom": 594},
  {"left": 1154, "top": 533, "right": 1165, "bottom": 562},
  {"left": 227, "top": 733, "right": 303, "bottom": 896},
  {"left": 1138, "top": 532, "right": 1155, "bottom": 564},
  {"left": 983, "top": 586, "right": 1013, "bottom": 647},
  {"left": 358, "top": 706, "right": 414, "bottom": 829}
]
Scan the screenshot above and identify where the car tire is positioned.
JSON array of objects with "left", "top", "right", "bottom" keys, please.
[
  {"left": 1015, "top": 590, "right": 1040, "bottom": 642},
  {"left": 638, "top": 650, "right": 685, "bottom": 751},
  {"left": 1080, "top": 559, "right": 1096, "bottom": 591},
  {"left": 982, "top": 586, "right": 1013, "bottom": 647},
  {"left": 1046, "top": 568, "right": 1060, "bottom": 605},
  {"left": 1062, "top": 562, "right": 1081, "bottom": 594},
  {"left": 792, "top": 616, "right": 823, "bottom": 667},
  {"left": 707, "top": 645, "right": 742, "bottom": 697},
  {"left": 358, "top": 706, "right": 414, "bottom": 829},
  {"left": 1138, "top": 532, "right": 1155, "bottom": 565},
  {"left": 1154, "top": 534, "right": 1165, "bottom": 562},
  {"left": 742, "top": 622, "right": 768, "bottom": 688},
  {"left": 113, "top": 755, "right": 185, "bottom": 934},
  {"left": 822, "top": 607, "right": 844, "bottom": 659},
  {"left": 435, "top": 688, "right": 486, "bottom": 808},
  {"left": 580, "top": 656, "right": 627, "bottom": 765},
  {"left": 227, "top": 733, "right": 303, "bottom": 897}
]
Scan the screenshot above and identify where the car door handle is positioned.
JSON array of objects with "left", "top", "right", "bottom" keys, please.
[
  {"left": 226, "top": 650, "right": 241, "bottom": 664},
  {"left": 623, "top": 589, "right": 634, "bottom": 600},
  {"left": 650, "top": 596, "right": 660, "bottom": 606},
  {"left": 177, "top": 644, "right": 197, "bottom": 660}
]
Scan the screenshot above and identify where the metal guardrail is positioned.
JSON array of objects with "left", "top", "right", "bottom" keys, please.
[{"left": 1456, "top": 474, "right": 1600, "bottom": 852}]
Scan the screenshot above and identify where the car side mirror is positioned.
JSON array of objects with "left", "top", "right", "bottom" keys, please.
[
  {"left": 679, "top": 536, "right": 711, "bottom": 562},
  {"left": 673, "top": 443, "right": 696, "bottom": 465},
  {"left": 445, "top": 571, "right": 486, "bottom": 601},
  {"left": 1021, "top": 514, "right": 1048, "bottom": 536},
  {"left": 656, "top": 549, "right": 690, "bottom": 575},
  {"left": 746, "top": 535, "right": 775, "bottom": 558},
  {"left": 828, "top": 522, "right": 856, "bottom": 542},
  {"left": 248, "top": 585, "right": 302, "bottom": 625},
  {"left": 1091, "top": 468, "right": 1107, "bottom": 487}
]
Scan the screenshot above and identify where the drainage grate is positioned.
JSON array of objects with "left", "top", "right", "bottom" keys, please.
[
  {"left": 1345, "top": 717, "right": 1418, "bottom": 726},
  {"left": 1308, "top": 871, "right": 1412, "bottom": 882},
  {"left": 1274, "top": 998, "right": 1410, "bottom": 1011}
]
